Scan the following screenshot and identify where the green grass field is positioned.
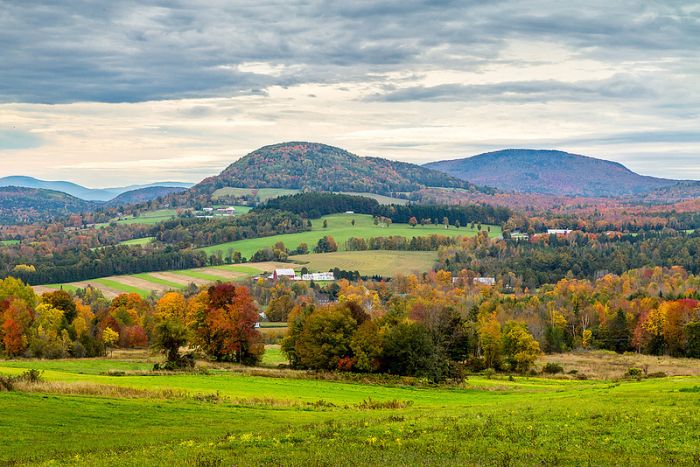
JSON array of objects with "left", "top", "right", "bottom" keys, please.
[
  {"left": 36, "top": 263, "right": 292, "bottom": 298},
  {"left": 336, "top": 192, "right": 409, "bottom": 205},
  {"left": 201, "top": 213, "right": 501, "bottom": 260},
  {"left": 119, "top": 236, "right": 156, "bottom": 246},
  {"left": 0, "top": 355, "right": 698, "bottom": 465},
  {"left": 290, "top": 250, "right": 439, "bottom": 277},
  {"left": 211, "top": 187, "right": 300, "bottom": 201},
  {"left": 93, "top": 278, "right": 151, "bottom": 297},
  {"left": 0, "top": 239, "right": 19, "bottom": 246}
]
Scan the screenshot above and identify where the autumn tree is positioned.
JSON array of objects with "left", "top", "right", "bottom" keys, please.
[
  {"left": 191, "top": 284, "right": 263, "bottom": 364},
  {"left": 501, "top": 321, "right": 541, "bottom": 373}
]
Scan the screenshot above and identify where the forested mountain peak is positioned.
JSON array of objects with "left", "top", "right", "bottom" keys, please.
[
  {"left": 192, "top": 142, "right": 478, "bottom": 196},
  {"left": 425, "top": 149, "right": 679, "bottom": 197}
]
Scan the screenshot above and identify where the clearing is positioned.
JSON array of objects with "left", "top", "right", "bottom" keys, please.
[
  {"left": 200, "top": 213, "right": 500, "bottom": 260},
  {"left": 289, "top": 250, "right": 438, "bottom": 277},
  {"left": 0, "top": 352, "right": 698, "bottom": 465}
]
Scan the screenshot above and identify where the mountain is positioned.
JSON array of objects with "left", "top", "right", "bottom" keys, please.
[
  {"left": 192, "top": 142, "right": 477, "bottom": 197},
  {"left": 106, "top": 186, "right": 188, "bottom": 207},
  {"left": 0, "top": 186, "right": 96, "bottom": 224},
  {"left": 0, "top": 176, "right": 192, "bottom": 201},
  {"left": 424, "top": 149, "right": 679, "bottom": 197}
]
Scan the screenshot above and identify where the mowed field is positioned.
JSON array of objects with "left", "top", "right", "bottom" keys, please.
[
  {"left": 33, "top": 263, "right": 291, "bottom": 298},
  {"left": 290, "top": 250, "right": 439, "bottom": 277},
  {"left": 0, "top": 354, "right": 699, "bottom": 465},
  {"left": 201, "top": 213, "right": 501, "bottom": 260},
  {"left": 211, "top": 187, "right": 300, "bottom": 201}
]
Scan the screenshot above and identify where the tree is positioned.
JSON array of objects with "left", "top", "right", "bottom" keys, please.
[
  {"left": 314, "top": 235, "right": 338, "bottom": 253},
  {"left": 351, "top": 219, "right": 356, "bottom": 227},
  {"left": 41, "top": 290, "right": 77, "bottom": 324},
  {"left": 102, "top": 327, "right": 119, "bottom": 356},
  {"left": 294, "top": 304, "right": 357, "bottom": 370},
  {"left": 351, "top": 321, "right": 383, "bottom": 372},
  {"left": 266, "top": 294, "right": 295, "bottom": 322},
  {"left": 155, "top": 292, "right": 187, "bottom": 324},
  {"left": 152, "top": 319, "right": 189, "bottom": 365},
  {"left": 192, "top": 284, "right": 264, "bottom": 364},
  {"left": 382, "top": 321, "right": 445, "bottom": 380},
  {"left": 409, "top": 216, "right": 417, "bottom": 228},
  {"left": 502, "top": 321, "right": 541, "bottom": 373},
  {"left": 323, "top": 219, "right": 328, "bottom": 229},
  {"left": 479, "top": 312, "right": 502, "bottom": 369}
]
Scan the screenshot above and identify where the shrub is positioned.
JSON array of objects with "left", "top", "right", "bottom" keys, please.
[
  {"left": 542, "top": 362, "right": 564, "bottom": 374},
  {"left": 626, "top": 367, "right": 644, "bottom": 378}
]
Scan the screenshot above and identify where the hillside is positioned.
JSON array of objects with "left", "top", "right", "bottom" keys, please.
[
  {"left": 106, "top": 186, "right": 188, "bottom": 207},
  {"left": 0, "top": 186, "right": 96, "bottom": 224},
  {"left": 425, "top": 149, "right": 678, "bottom": 197},
  {"left": 0, "top": 176, "right": 192, "bottom": 201},
  {"left": 192, "top": 142, "right": 478, "bottom": 197}
]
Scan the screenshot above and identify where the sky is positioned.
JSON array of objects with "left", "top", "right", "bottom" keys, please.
[{"left": 1, "top": 0, "right": 699, "bottom": 187}]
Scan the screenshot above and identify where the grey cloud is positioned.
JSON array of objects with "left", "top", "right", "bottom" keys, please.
[
  {"left": 367, "top": 74, "right": 654, "bottom": 102},
  {"left": 1, "top": 1, "right": 697, "bottom": 103}
]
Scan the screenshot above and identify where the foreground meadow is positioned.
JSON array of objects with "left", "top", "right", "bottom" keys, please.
[{"left": 1, "top": 353, "right": 699, "bottom": 466}]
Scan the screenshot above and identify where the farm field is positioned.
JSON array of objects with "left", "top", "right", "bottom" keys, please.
[
  {"left": 336, "top": 191, "right": 409, "bottom": 205},
  {"left": 201, "top": 213, "right": 501, "bottom": 260},
  {"left": 34, "top": 262, "right": 291, "bottom": 298},
  {"left": 0, "top": 239, "right": 19, "bottom": 246},
  {"left": 289, "top": 250, "right": 438, "bottom": 277},
  {"left": 211, "top": 187, "right": 300, "bottom": 201},
  {"left": 0, "top": 353, "right": 699, "bottom": 465},
  {"left": 119, "top": 236, "right": 155, "bottom": 246}
]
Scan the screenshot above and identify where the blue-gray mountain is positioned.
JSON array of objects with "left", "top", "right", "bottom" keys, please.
[
  {"left": 0, "top": 176, "right": 192, "bottom": 201},
  {"left": 424, "top": 149, "right": 686, "bottom": 197}
]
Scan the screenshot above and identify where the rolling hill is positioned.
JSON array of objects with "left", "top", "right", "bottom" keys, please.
[
  {"left": 191, "top": 142, "right": 479, "bottom": 197},
  {"left": 425, "top": 149, "right": 680, "bottom": 197},
  {"left": 0, "top": 186, "right": 96, "bottom": 224},
  {"left": 105, "top": 186, "right": 188, "bottom": 207},
  {"left": 0, "top": 176, "right": 192, "bottom": 201}
]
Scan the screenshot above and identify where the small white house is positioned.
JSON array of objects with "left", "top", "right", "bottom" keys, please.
[
  {"left": 474, "top": 277, "right": 496, "bottom": 286},
  {"left": 301, "top": 272, "right": 336, "bottom": 281},
  {"left": 547, "top": 229, "right": 572, "bottom": 235}
]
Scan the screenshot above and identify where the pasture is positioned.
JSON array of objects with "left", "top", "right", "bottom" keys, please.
[
  {"left": 0, "top": 353, "right": 699, "bottom": 465},
  {"left": 211, "top": 187, "right": 300, "bottom": 202},
  {"left": 290, "top": 250, "right": 438, "bottom": 277},
  {"left": 200, "top": 213, "right": 501, "bottom": 260},
  {"left": 35, "top": 262, "right": 291, "bottom": 298}
]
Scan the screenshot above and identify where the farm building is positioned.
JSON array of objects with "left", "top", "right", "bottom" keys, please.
[
  {"left": 547, "top": 229, "right": 572, "bottom": 235},
  {"left": 474, "top": 277, "right": 496, "bottom": 286},
  {"left": 301, "top": 272, "right": 336, "bottom": 281},
  {"left": 271, "top": 269, "right": 298, "bottom": 280}
]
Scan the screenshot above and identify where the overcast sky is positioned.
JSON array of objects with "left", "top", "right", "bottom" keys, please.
[{"left": 1, "top": 0, "right": 699, "bottom": 187}]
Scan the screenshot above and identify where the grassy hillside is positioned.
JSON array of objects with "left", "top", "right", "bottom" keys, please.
[
  {"left": 1, "top": 355, "right": 698, "bottom": 465},
  {"left": 192, "top": 142, "right": 477, "bottom": 197},
  {"left": 35, "top": 263, "right": 291, "bottom": 298},
  {"left": 425, "top": 149, "right": 677, "bottom": 197},
  {"left": 200, "top": 213, "right": 500, "bottom": 260},
  {"left": 290, "top": 250, "right": 438, "bottom": 277}
]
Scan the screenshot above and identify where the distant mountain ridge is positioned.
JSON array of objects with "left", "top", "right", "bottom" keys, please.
[
  {"left": 0, "top": 186, "right": 96, "bottom": 224},
  {"left": 105, "top": 186, "right": 188, "bottom": 207},
  {"left": 0, "top": 176, "right": 192, "bottom": 201},
  {"left": 425, "top": 149, "right": 681, "bottom": 197},
  {"left": 192, "top": 142, "right": 479, "bottom": 197}
]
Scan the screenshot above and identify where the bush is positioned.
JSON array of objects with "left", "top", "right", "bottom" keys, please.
[
  {"left": 0, "top": 369, "right": 43, "bottom": 391},
  {"left": 542, "top": 362, "right": 564, "bottom": 374},
  {"left": 626, "top": 367, "right": 644, "bottom": 378}
]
